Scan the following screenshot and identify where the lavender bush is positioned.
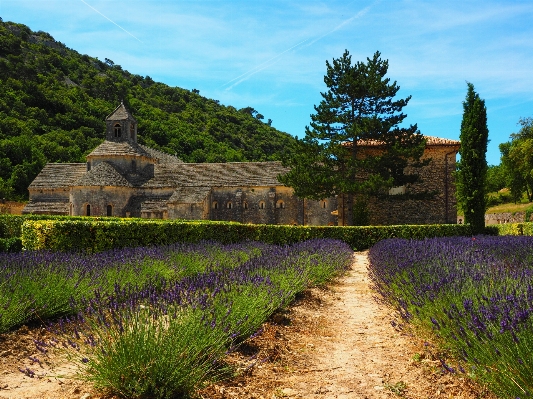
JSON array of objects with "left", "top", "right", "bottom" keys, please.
[
  {"left": 0, "top": 241, "right": 263, "bottom": 333},
  {"left": 369, "top": 236, "right": 533, "bottom": 399},
  {"left": 33, "top": 239, "right": 352, "bottom": 399}
]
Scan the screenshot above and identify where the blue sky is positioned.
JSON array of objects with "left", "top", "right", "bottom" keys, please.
[{"left": 2, "top": 1, "right": 533, "bottom": 165}]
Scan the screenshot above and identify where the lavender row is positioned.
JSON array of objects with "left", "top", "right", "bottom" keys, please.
[
  {"left": 369, "top": 236, "right": 533, "bottom": 399},
  {"left": 0, "top": 240, "right": 265, "bottom": 333},
  {"left": 31, "top": 238, "right": 352, "bottom": 398}
]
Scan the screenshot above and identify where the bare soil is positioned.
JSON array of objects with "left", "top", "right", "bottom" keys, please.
[{"left": 0, "top": 252, "right": 496, "bottom": 399}]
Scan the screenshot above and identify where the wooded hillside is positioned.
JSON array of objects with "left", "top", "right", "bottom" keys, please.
[{"left": 0, "top": 19, "right": 297, "bottom": 200}]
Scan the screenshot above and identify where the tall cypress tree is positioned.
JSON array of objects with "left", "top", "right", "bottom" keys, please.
[{"left": 457, "top": 82, "right": 489, "bottom": 233}]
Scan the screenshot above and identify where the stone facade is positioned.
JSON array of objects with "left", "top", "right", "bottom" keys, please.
[
  {"left": 336, "top": 137, "right": 460, "bottom": 225},
  {"left": 24, "top": 103, "right": 459, "bottom": 226}
]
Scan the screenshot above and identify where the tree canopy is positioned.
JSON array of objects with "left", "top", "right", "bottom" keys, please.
[
  {"left": 279, "top": 50, "right": 425, "bottom": 225},
  {"left": 0, "top": 20, "right": 296, "bottom": 200},
  {"left": 456, "top": 82, "right": 489, "bottom": 233},
  {"left": 499, "top": 117, "right": 533, "bottom": 203}
]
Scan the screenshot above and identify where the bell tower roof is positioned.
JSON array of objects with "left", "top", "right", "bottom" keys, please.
[
  {"left": 105, "top": 102, "right": 138, "bottom": 143},
  {"left": 106, "top": 101, "right": 137, "bottom": 122}
]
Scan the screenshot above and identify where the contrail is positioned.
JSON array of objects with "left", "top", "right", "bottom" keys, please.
[
  {"left": 80, "top": 0, "right": 143, "bottom": 43},
  {"left": 304, "top": 4, "right": 373, "bottom": 47},
  {"left": 222, "top": 38, "right": 310, "bottom": 90},
  {"left": 222, "top": 2, "right": 376, "bottom": 90}
]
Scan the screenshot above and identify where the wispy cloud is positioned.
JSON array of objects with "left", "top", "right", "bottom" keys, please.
[
  {"left": 221, "top": 2, "right": 376, "bottom": 91},
  {"left": 80, "top": 0, "right": 143, "bottom": 43}
]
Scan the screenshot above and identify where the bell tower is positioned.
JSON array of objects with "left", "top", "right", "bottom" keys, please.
[{"left": 105, "top": 101, "right": 138, "bottom": 143}]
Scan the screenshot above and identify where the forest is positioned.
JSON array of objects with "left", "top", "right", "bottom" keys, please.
[{"left": 0, "top": 19, "right": 297, "bottom": 200}]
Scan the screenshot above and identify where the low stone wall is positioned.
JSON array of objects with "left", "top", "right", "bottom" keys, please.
[
  {"left": 0, "top": 201, "right": 26, "bottom": 215},
  {"left": 485, "top": 212, "right": 530, "bottom": 225},
  {"left": 455, "top": 212, "right": 531, "bottom": 225}
]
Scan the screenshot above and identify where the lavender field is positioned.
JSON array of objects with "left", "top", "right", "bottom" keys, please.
[
  {"left": 369, "top": 236, "right": 533, "bottom": 399},
  {"left": 7, "top": 239, "right": 352, "bottom": 398}
]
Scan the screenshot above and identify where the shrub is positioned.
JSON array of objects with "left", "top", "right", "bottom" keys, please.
[{"left": 21, "top": 218, "right": 474, "bottom": 252}]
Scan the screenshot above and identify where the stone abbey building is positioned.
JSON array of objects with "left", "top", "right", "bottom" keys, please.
[{"left": 23, "top": 103, "right": 460, "bottom": 225}]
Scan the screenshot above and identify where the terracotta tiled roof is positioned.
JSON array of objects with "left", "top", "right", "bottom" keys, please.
[
  {"left": 106, "top": 102, "right": 136, "bottom": 122},
  {"left": 87, "top": 141, "right": 156, "bottom": 159},
  {"left": 169, "top": 186, "right": 211, "bottom": 203},
  {"left": 356, "top": 135, "right": 460, "bottom": 147},
  {"left": 143, "top": 162, "right": 289, "bottom": 189},
  {"left": 74, "top": 162, "right": 132, "bottom": 187},
  {"left": 22, "top": 201, "right": 69, "bottom": 215},
  {"left": 28, "top": 163, "right": 87, "bottom": 189}
]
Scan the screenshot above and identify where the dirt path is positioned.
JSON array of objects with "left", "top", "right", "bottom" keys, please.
[
  {"left": 0, "top": 252, "right": 495, "bottom": 399},
  {"left": 200, "top": 251, "right": 495, "bottom": 399}
]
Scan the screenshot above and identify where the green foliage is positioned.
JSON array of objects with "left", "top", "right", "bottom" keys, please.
[
  {"left": 20, "top": 217, "right": 475, "bottom": 253},
  {"left": 279, "top": 50, "right": 425, "bottom": 225},
  {"left": 0, "top": 20, "right": 296, "bottom": 199},
  {"left": 0, "top": 237, "right": 21, "bottom": 252},
  {"left": 485, "top": 164, "right": 507, "bottom": 193},
  {"left": 500, "top": 117, "right": 533, "bottom": 203},
  {"left": 456, "top": 82, "right": 489, "bottom": 234}
]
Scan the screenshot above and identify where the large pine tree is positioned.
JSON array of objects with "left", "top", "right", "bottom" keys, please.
[
  {"left": 457, "top": 82, "right": 489, "bottom": 233},
  {"left": 279, "top": 50, "right": 425, "bottom": 225}
]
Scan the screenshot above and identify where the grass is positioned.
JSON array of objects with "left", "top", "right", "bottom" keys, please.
[{"left": 486, "top": 202, "right": 532, "bottom": 214}]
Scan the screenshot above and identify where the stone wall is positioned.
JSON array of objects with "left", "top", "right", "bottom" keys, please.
[
  {"left": 484, "top": 212, "right": 531, "bottom": 225},
  {"left": 206, "top": 186, "right": 337, "bottom": 225},
  {"left": 339, "top": 145, "right": 458, "bottom": 225}
]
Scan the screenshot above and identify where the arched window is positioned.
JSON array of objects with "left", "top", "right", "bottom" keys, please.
[
  {"left": 243, "top": 201, "right": 248, "bottom": 210},
  {"left": 86, "top": 204, "right": 91, "bottom": 216},
  {"left": 259, "top": 201, "right": 265, "bottom": 210},
  {"left": 130, "top": 124, "right": 135, "bottom": 139},
  {"left": 227, "top": 202, "right": 233, "bottom": 209},
  {"left": 114, "top": 123, "right": 122, "bottom": 138},
  {"left": 212, "top": 201, "right": 218, "bottom": 210},
  {"left": 107, "top": 205, "right": 113, "bottom": 217},
  {"left": 276, "top": 200, "right": 285, "bottom": 209},
  {"left": 321, "top": 200, "right": 327, "bottom": 209},
  {"left": 131, "top": 160, "right": 136, "bottom": 172}
]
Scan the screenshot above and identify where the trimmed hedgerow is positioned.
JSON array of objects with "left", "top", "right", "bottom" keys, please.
[
  {"left": 21, "top": 218, "right": 475, "bottom": 252},
  {"left": 0, "top": 214, "right": 125, "bottom": 239}
]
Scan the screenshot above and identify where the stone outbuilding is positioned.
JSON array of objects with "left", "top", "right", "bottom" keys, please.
[{"left": 24, "top": 103, "right": 460, "bottom": 226}]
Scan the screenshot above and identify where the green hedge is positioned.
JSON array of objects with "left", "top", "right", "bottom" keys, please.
[
  {"left": 487, "top": 222, "right": 533, "bottom": 236},
  {"left": 0, "top": 214, "right": 128, "bottom": 239},
  {"left": 0, "top": 237, "right": 22, "bottom": 252},
  {"left": 21, "top": 219, "right": 474, "bottom": 253}
]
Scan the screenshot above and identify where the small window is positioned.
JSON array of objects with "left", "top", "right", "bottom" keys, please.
[
  {"left": 114, "top": 123, "right": 122, "bottom": 138},
  {"left": 276, "top": 200, "right": 285, "bottom": 209},
  {"left": 86, "top": 204, "right": 91, "bottom": 216},
  {"left": 259, "top": 201, "right": 265, "bottom": 210},
  {"left": 131, "top": 160, "right": 136, "bottom": 172},
  {"left": 87, "top": 162, "right": 91, "bottom": 171},
  {"left": 107, "top": 205, "right": 113, "bottom": 217},
  {"left": 130, "top": 124, "right": 135, "bottom": 139},
  {"left": 243, "top": 201, "right": 248, "bottom": 210},
  {"left": 227, "top": 202, "right": 233, "bottom": 209},
  {"left": 321, "top": 200, "right": 327, "bottom": 209},
  {"left": 212, "top": 201, "right": 218, "bottom": 210}
]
